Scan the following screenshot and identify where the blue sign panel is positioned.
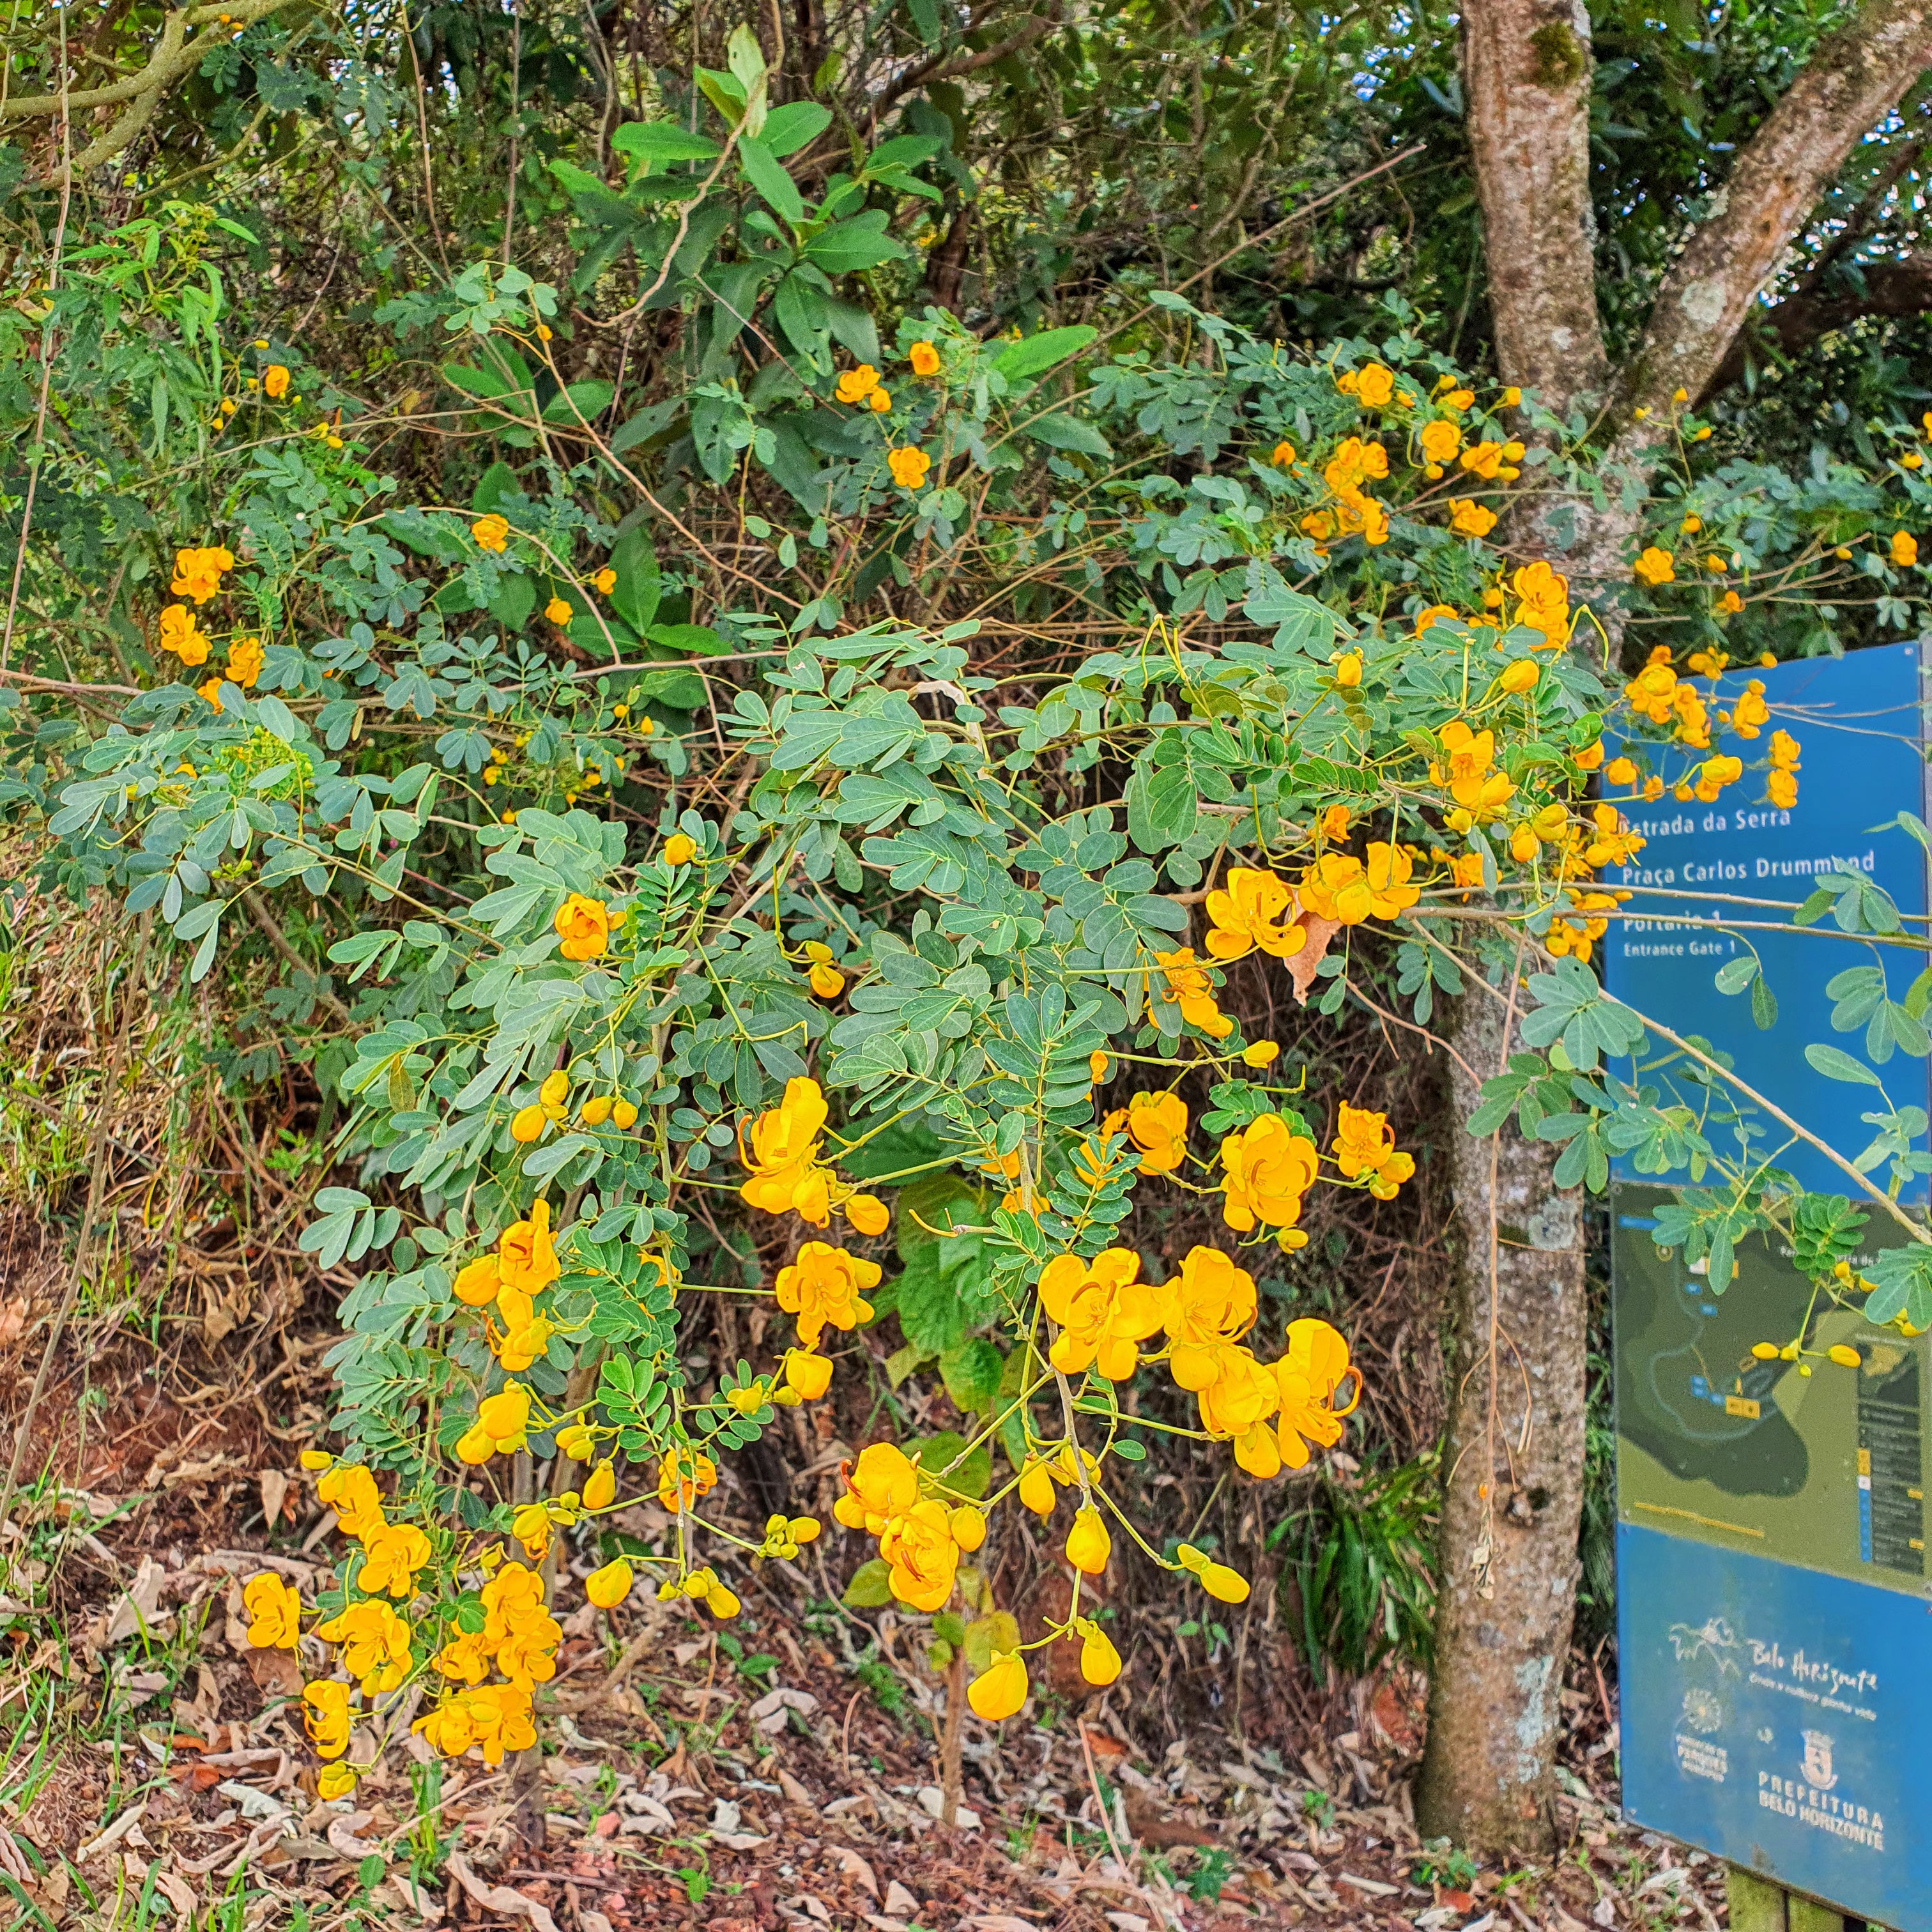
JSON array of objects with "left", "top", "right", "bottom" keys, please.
[
  {"left": 1618, "top": 1522, "right": 1932, "bottom": 1925},
  {"left": 1602, "top": 643, "right": 1929, "bottom": 1200}
]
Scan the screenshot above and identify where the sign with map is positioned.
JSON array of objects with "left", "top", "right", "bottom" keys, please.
[
  {"left": 1609, "top": 646, "right": 1932, "bottom": 1926},
  {"left": 1616, "top": 1186, "right": 1932, "bottom": 1922}
]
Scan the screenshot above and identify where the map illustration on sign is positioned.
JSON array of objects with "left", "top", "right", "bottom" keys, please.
[{"left": 1609, "top": 646, "right": 1932, "bottom": 1930}]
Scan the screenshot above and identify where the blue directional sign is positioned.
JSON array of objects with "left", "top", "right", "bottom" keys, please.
[
  {"left": 1602, "top": 643, "right": 1929, "bottom": 1201},
  {"left": 1608, "top": 647, "right": 1932, "bottom": 1926}
]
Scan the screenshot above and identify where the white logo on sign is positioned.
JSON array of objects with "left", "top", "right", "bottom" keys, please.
[{"left": 1800, "top": 1731, "right": 1837, "bottom": 1791}]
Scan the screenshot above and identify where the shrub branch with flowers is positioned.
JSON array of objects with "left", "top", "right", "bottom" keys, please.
[{"left": 22, "top": 57, "right": 1932, "bottom": 1802}]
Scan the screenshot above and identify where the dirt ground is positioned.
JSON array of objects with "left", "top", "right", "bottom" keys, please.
[{"left": 1, "top": 1351, "right": 1726, "bottom": 1932}]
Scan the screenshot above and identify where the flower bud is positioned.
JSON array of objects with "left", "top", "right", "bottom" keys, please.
[
  {"left": 1065, "top": 1506, "right": 1111, "bottom": 1577},
  {"left": 585, "top": 1559, "right": 632, "bottom": 1608},
  {"left": 968, "top": 1651, "right": 1029, "bottom": 1721},
  {"left": 582, "top": 1460, "right": 617, "bottom": 1510}
]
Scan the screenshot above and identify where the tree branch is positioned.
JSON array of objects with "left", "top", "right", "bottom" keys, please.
[
  {"left": 1619, "top": 0, "right": 1932, "bottom": 424},
  {"left": 1460, "top": 0, "right": 1611, "bottom": 418},
  {"left": 1703, "top": 251, "right": 1932, "bottom": 396}
]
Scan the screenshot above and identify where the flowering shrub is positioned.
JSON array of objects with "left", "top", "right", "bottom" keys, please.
[{"left": 20, "top": 60, "right": 1932, "bottom": 1795}]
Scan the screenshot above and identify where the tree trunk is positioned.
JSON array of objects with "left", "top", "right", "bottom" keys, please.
[{"left": 1415, "top": 992, "right": 1587, "bottom": 1852}]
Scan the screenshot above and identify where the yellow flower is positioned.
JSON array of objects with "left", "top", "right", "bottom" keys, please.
[
  {"left": 477, "top": 1381, "right": 532, "bottom": 1453},
  {"left": 1354, "top": 363, "right": 1394, "bottom": 407},
  {"left": 510, "top": 1105, "right": 546, "bottom": 1143},
  {"left": 555, "top": 1422, "right": 594, "bottom": 1460},
  {"left": 909, "top": 341, "right": 941, "bottom": 377},
  {"left": 302, "top": 1680, "right": 354, "bottom": 1759},
  {"left": 835, "top": 364, "right": 881, "bottom": 403},
  {"left": 1510, "top": 560, "right": 1570, "bottom": 645},
  {"left": 1768, "top": 767, "right": 1798, "bottom": 809},
  {"left": 243, "top": 1573, "right": 302, "bottom": 1649},
  {"left": 544, "top": 596, "right": 572, "bottom": 625},
  {"left": 1429, "top": 721, "right": 1516, "bottom": 824},
  {"left": 1219, "top": 1116, "right": 1318, "bottom": 1235},
  {"left": 581, "top": 1460, "right": 617, "bottom": 1510},
  {"left": 1270, "top": 439, "right": 1297, "bottom": 468},
  {"left": 782, "top": 1346, "right": 834, "bottom": 1400},
  {"left": 1078, "top": 1621, "right": 1121, "bottom": 1685},
  {"left": 1498, "top": 659, "right": 1538, "bottom": 695},
  {"left": 887, "top": 446, "right": 931, "bottom": 491},
  {"left": 1334, "top": 650, "right": 1363, "bottom": 688},
  {"left": 1297, "top": 843, "right": 1420, "bottom": 924},
  {"left": 1018, "top": 1457, "right": 1057, "bottom": 1516},
  {"left": 657, "top": 1448, "right": 718, "bottom": 1511},
  {"left": 198, "top": 677, "right": 225, "bottom": 711},
  {"left": 499, "top": 1200, "right": 560, "bottom": 1297},
  {"left": 1892, "top": 530, "right": 1919, "bottom": 568},
  {"left": 1163, "top": 1246, "right": 1258, "bottom": 1388},
  {"left": 1331, "top": 1103, "right": 1415, "bottom": 1200},
  {"left": 316, "top": 1463, "right": 385, "bottom": 1540},
  {"left": 776, "top": 1241, "right": 881, "bottom": 1349},
  {"left": 1272, "top": 1318, "right": 1356, "bottom": 1467},
  {"left": 949, "top": 1505, "right": 985, "bottom": 1552},
  {"left": 739, "top": 1077, "right": 835, "bottom": 1222},
  {"left": 586, "top": 1559, "right": 632, "bottom": 1607},
  {"left": 1123, "top": 1091, "right": 1189, "bottom": 1174},
  {"left": 224, "top": 634, "right": 264, "bottom": 687},
  {"left": 1192, "top": 1344, "right": 1282, "bottom": 1437},
  {"left": 868, "top": 387, "right": 892, "bottom": 413},
  {"left": 317, "top": 1762, "right": 358, "bottom": 1800},
  {"left": 1633, "top": 546, "right": 1676, "bottom": 586},
  {"left": 263, "top": 364, "right": 290, "bottom": 399},
  {"left": 1447, "top": 498, "right": 1495, "bottom": 539},
  {"left": 843, "top": 1192, "right": 889, "bottom": 1236},
  {"left": 1604, "top": 756, "right": 1637, "bottom": 786},
  {"left": 1501, "top": 386, "right": 1521, "bottom": 406},
  {"left": 1204, "top": 866, "right": 1305, "bottom": 963},
  {"left": 613, "top": 1098, "right": 639, "bottom": 1128},
  {"left": 1177, "top": 1542, "right": 1250, "bottom": 1603},
  {"left": 593, "top": 567, "right": 617, "bottom": 594},
  {"left": 315, "top": 1598, "right": 413, "bottom": 1694},
  {"left": 1038, "top": 1248, "right": 1164, "bottom": 1381},
  {"left": 358, "top": 1521, "right": 432, "bottom": 1598},
  {"left": 881, "top": 1499, "right": 961, "bottom": 1610},
  {"left": 803, "top": 939, "right": 845, "bottom": 999},
  {"left": 663, "top": 831, "right": 696, "bottom": 866},
  {"left": 834, "top": 1441, "right": 919, "bottom": 1534},
  {"left": 1064, "top": 1506, "right": 1111, "bottom": 1575},
  {"left": 969, "top": 1652, "right": 1029, "bottom": 1720},
  {"left": 553, "top": 892, "right": 611, "bottom": 962},
  {"left": 471, "top": 514, "right": 510, "bottom": 553},
  {"left": 157, "top": 604, "right": 211, "bottom": 667},
  {"left": 1151, "top": 947, "right": 1234, "bottom": 1039},
  {"left": 171, "top": 545, "right": 235, "bottom": 604},
  {"left": 1418, "top": 419, "right": 1460, "bottom": 465},
  {"left": 511, "top": 1502, "right": 554, "bottom": 1561}
]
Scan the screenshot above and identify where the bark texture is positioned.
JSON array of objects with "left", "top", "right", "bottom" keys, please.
[
  {"left": 1414, "top": 995, "right": 1588, "bottom": 1853},
  {"left": 1460, "top": 0, "right": 1609, "bottom": 413},
  {"left": 1621, "top": 0, "right": 1932, "bottom": 421}
]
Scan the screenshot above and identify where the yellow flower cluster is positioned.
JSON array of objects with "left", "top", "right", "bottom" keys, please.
[{"left": 737, "top": 1077, "right": 889, "bottom": 1236}]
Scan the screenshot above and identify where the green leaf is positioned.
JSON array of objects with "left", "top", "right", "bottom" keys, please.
[
  {"left": 1020, "top": 410, "right": 1111, "bottom": 457},
  {"left": 737, "top": 134, "right": 806, "bottom": 226},
  {"left": 1712, "top": 954, "right": 1756, "bottom": 994},
  {"left": 1804, "top": 1042, "right": 1883, "bottom": 1088},
  {"left": 992, "top": 325, "right": 1098, "bottom": 384},
  {"left": 609, "top": 524, "right": 662, "bottom": 632},
  {"left": 761, "top": 100, "right": 833, "bottom": 156},
  {"left": 842, "top": 1557, "right": 894, "bottom": 1607},
  {"left": 541, "top": 379, "right": 615, "bottom": 425},
  {"left": 910, "top": 1430, "right": 990, "bottom": 1499},
  {"left": 611, "top": 121, "right": 723, "bottom": 171},
  {"left": 939, "top": 1340, "right": 1003, "bottom": 1413},
  {"left": 472, "top": 461, "right": 520, "bottom": 512}
]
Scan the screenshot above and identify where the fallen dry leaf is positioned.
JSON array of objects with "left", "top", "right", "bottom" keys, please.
[
  {"left": 448, "top": 1853, "right": 560, "bottom": 1932},
  {"left": 1287, "top": 914, "right": 1342, "bottom": 1004}
]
